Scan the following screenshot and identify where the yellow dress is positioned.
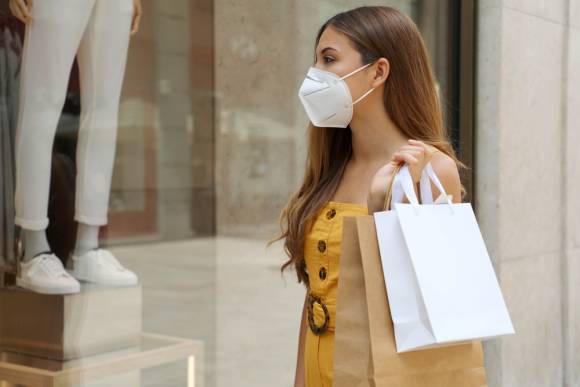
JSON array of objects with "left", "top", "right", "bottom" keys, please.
[{"left": 303, "top": 200, "right": 368, "bottom": 387}]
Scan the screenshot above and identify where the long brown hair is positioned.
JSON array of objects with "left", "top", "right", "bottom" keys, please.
[{"left": 268, "top": 6, "right": 468, "bottom": 288}]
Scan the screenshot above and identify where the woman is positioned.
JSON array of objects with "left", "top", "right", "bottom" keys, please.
[{"left": 269, "top": 6, "right": 467, "bottom": 387}]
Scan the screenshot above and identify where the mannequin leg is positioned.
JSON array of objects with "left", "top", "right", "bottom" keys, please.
[
  {"left": 68, "top": 0, "right": 137, "bottom": 286},
  {"left": 14, "top": 0, "right": 96, "bottom": 250},
  {"left": 73, "top": 223, "right": 99, "bottom": 256},
  {"left": 21, "top": 229, "right": 50, "bottom": 262},
  {"left": 73, "top": 0, "right": 133, "bottom": 228},
  {"left": 13, "top": 1, "right": 97, "bottom": 294}
]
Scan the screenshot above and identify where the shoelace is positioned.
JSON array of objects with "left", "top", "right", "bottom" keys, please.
[{"left": 39, "top": 255, "right": 67, "bottom": 277}]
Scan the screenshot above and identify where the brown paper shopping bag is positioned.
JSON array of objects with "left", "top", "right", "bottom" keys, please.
[{"left": 333, "top": 164, "right": 488, "bottom": 387}]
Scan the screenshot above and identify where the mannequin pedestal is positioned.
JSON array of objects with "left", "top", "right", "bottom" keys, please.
[
  {"left": 0, "top": 284, "right": 142, "bottom": 361},
  {"left": 0, "top": 284, "right": 204, "bottom": 386}
]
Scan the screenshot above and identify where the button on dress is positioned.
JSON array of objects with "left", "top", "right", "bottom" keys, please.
[{"left": 303, "top": 200, "right": 368, "bottom": 387}]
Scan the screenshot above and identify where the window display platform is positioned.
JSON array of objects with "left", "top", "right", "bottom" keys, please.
[
  {"left": 0, "top": 284, "right": 142, "bottom": 361},
  {"left": 0, "top": 332, "right": 203, "bottom": 387}
]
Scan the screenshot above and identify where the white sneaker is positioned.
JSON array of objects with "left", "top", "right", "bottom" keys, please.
[
  {"left": 68, "top": 248, "right": 138, "bottom": 286},
  {"left": 16, "top": 252, "right": 81, "bottom": 294}
]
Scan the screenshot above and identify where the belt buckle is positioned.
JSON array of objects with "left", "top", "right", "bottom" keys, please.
[{"left": 307, "top": 293, "right": 329, "bottom": 335}]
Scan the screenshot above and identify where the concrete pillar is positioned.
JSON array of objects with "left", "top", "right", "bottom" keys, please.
[{"left": 476, "top": 0, "right": 579, "bottom": 385}]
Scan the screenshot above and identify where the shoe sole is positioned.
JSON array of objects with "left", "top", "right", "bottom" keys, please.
[
  {"left": 68, "top": 267, "right": 138, "bottom": 287},
  {"left": 15, "top": 277, "right": 80, "bottom": 295}
]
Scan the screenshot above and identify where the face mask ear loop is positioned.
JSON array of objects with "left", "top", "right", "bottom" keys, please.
[
  {"left": 340, "top": 61, "right": 376, "bottom": 106},
  {"left": 352, "top": 87, "right": 375, "bottom": 105},
  {"left": 339, "top": 61, "right": 374, "bottom": 80}
]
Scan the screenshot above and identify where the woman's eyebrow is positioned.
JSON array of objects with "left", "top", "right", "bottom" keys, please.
[{"left": 320, "top": 46, "right": 339, "bottom": 55}]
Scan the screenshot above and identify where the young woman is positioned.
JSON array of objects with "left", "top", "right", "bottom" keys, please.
[{"left": 269, "top": 6, "right": 467, "bottom": 387}]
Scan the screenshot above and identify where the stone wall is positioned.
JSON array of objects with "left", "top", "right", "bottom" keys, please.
[{"left": 476, "top": 0, "right": 580, "bottom": 385}]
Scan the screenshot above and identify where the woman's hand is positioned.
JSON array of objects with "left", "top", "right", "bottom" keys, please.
[
  {"left": 9, "top": 0, "right": 33, "bottom": 24},
  {"left": 131, "top": 0, "right": 142, "bottom": 35},
  {"left": 392, "top": 139, "right": 437, "bottom": 184},
  {"left": 367, "top": 139, "right": 437, "bottom": 213}
]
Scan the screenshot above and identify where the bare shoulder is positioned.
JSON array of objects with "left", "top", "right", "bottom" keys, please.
[{"left": 429, "top": 151, "right": 461, "bottom": 203}]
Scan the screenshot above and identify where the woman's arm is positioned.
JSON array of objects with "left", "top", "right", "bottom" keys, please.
[{"left": 294, "top": 289, "right": 308, "bottom": 387}]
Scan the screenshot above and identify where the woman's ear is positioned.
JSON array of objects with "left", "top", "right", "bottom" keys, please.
[{"left": 371, "top": 58, "right": 390, "bottom": 88}]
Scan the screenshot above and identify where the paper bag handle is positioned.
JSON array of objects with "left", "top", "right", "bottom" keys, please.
[
  {"left": 418, "top": 162, "right": 452, "bottom": 206},
  {"left": 381, "top": 161, "right": 452, "bottom": 212},
  {"left": 382, "top": 163, "right": 404, "bottom": 212},
  {"left": 396, "top": 162, "right": 454, "bottom": 213}
]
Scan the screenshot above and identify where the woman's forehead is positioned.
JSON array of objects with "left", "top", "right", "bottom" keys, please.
[{"left": 316, "top": 27, "right": 352, "bottom": 53}]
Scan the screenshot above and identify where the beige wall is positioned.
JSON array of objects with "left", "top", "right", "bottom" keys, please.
[
  {"left": 213, "top": 1, "right": 417, "bottom": 238},
  {"left": 476, "top": 0, "right": 580, "bottom": 385}
]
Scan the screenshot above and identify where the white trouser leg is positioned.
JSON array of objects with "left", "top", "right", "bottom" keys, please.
[
  {"left": 14, "top": 0, "right": 96, "bottom": 230},
  {"left": 74, "top": 0, "right": 132, "bottom": 225}
]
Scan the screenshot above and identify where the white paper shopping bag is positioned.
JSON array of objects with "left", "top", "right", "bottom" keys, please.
[{"left": 373, "top": 162, "right": 515, "bottom": 353}]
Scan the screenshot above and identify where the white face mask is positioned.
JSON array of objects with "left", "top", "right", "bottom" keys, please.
[{"left": 297, "top": 62, "right": 375, "bottom": 128}]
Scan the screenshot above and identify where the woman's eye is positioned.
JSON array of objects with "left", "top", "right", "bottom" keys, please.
[{"left": 323, "top": 56, "right": 335, "bottom": 64}]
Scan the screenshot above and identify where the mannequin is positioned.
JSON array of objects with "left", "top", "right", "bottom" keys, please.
[{"left": 10, "top": 0, "right": 143, "bottom": 295}]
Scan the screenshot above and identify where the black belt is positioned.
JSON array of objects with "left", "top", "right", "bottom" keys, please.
[{"left": 307, "top": 293, "right": 329, "bottom": 335}]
